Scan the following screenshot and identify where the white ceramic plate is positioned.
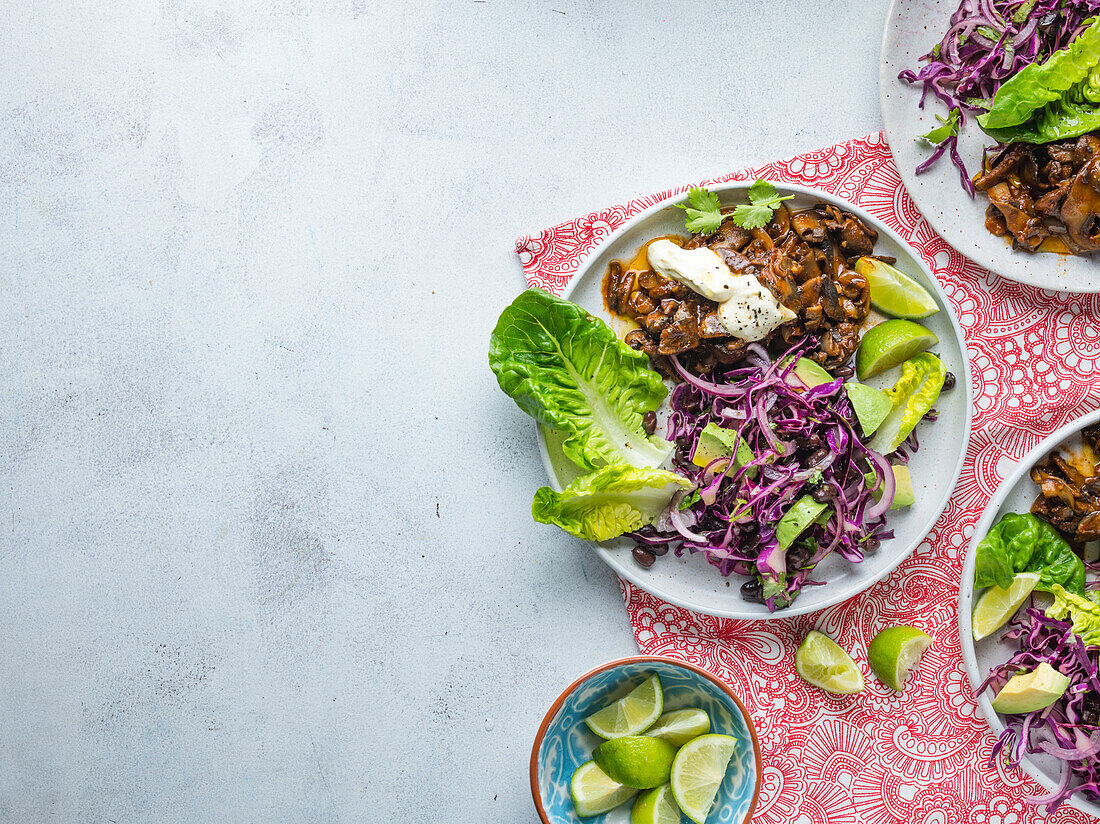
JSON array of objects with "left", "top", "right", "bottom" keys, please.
[
  {"left": 537, "top": 182, "right": 972, "bottom": 619},
  {"left": 880, "top": 0, "right": 1100, "bottom": 293},
  {"left": 959, "top": 408, "right": 1100, "bottom": 818}
]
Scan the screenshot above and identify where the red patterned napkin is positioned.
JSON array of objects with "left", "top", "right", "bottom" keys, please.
[{"left": 516, "top": 133, "right": 1100, "bottom": 822}]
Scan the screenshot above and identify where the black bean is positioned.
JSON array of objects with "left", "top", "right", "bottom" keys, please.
[
  {"left": 642, "top": 411, "right": 657, "bottom": 435},
  {"left": 812, "top": 485, "right": 835, "bottom": 503},
  {"left": 649, "top": 545, "right": 668, "bottom": 557},
  {"left": 834, "top": 364, "right": 854, "bottom": 378},
  {"left": 942, "top": 371, "right": 956, "bottom": 391},
  {"left": 787, "top": 544, "right": 811, "bottom": 569},
  {"left": 798, "top": 434, "right": 822, "bottom": 450},
  {"left": 632, "top": 547, "right": 656, "bottom": 568},
  {"left": 740, "top": 579, "right": 764, "bottom": 603},
  {"left": 807, "top": 447, "right": 830, "bottom": 467},
  {"left": 864, "top": 536, "right": 880, "bottom": 553}
]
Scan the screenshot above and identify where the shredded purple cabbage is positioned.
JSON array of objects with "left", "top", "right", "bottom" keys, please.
[
  {"left": 980, "top": 605, "right": 1100, "bottom": 812},
  {"left": 628, "top": 341, "right": 898, "bottom": 612},
  {"left": 898, "top": 0, "right": 1100, "bottom": 193}
]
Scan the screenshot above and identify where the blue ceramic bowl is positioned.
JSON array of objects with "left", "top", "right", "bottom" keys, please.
[{"left": 530, "top": 656, "right": 761, "bottom": 824}]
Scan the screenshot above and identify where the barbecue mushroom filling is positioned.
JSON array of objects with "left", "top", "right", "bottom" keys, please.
[
  {"left": 974, "top": 133, "right": 1100, "bottom": 255},
  {"left": 1030, "top": 424, "right": 1100, "bottom": 550},
  {"left": 604, "top": 203, "right": 875, "bottom": 374}
]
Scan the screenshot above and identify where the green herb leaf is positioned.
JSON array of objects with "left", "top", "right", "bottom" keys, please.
[
  {"left": 674, "top": 187, "right": 726, "bottom": 235},
  {"left": 931, "top": 43, "right": 942, "bottom": 59},
  {"left": 1012, "top": 0, "right": 1037, "bottom": 23},
  {"left": 919, "top": 108, "right": 962, "bottom": 146},
  {"left": 730, "top": 179, "right": 794, "bottom": 229}
]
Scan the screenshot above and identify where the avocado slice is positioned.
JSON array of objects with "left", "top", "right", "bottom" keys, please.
[
  {"left": 792, "top": 357, "right": 834, "bottom": 388},
  {"left": 776, "top": 494, "right": 829, "bottom": 550},
  {"left": 691, "top": 423, "right": 754, "bottom": 471},
  {"left": 845, "top": 382, "right": 893, "bottom": 436},
  {"left": 864, "top": 465, "right": 915, "bottom": 510},
  {"left": 991, "top": 663, "right": 1069, "bottom": 715}
]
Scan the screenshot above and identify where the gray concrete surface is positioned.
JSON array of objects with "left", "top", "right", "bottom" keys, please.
[{"left": 0, "top": 1, "right": 887, "bottom": 820}]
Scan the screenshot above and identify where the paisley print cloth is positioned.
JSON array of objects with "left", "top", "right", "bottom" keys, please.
[{"left": 515, "top": 133, "right": 1100, "bottom": 822}]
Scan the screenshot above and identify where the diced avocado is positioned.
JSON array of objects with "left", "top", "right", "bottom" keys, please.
[
  {"left": 691, "top": 423, "right": 754, "bottom": 470},
  {"left": 776, "top": 494, "right": 829, "bottom": 550},
  {"left": 845, "top": 382, "right": 893, "bottom": 436},
  {"left": 991, "top": 663, "right": 1070, "bottom": 715},
  {"left": 793, "top": 357, "right": 834, "bottom": 388},
  {"left": 864, "top": 465, "right": 916, "bottom": 510}
]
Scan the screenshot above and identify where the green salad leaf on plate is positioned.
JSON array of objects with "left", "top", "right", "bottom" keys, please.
[
  {"left": 1047, "top": 584, "right": 1100, "bottom": 646},
  {"left": 978, "top": 17, "right": 1100, "bottom": 144},
  {"left": 532, "top": 465, "right": 691, "bottom": 542},
  {"left": 868, "top": 352, "right": 946, "bottom": 456},
  {"left": 489, "top": 289, "right": 672, "bottom": 472},
  {"left": 974, "top": 512, "right": 1086, "bottom": 596}
]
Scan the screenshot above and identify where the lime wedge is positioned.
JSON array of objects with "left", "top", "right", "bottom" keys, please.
[
  {"left": 669, "top": 734, "right": 738, "bottom": 824},
  {"left": 855, "top": 257, "right": 940, "bottom": 319},
  {"left": 631, "top": 783, "right": 681, "bottom": 824},
  {"left": 973, "top": 572, "right": 1040, "bottom": 641},
  {"left": 867, "top": 626, "right": 932, "bottom": 691},
  {"left": 644, "top": 708, "right": 711, "bottom": 747},
  {"left": 856, "top": 319, "right": 939, "bottom": 380},
  {"left": 585, "top": 674, "right": 663, "bottom": 739},
  {"left": 571, "top": 760, "right": 637, "bottom": 817},
  {"left": 593, "top": 735, "right": 677, "bottom": 789},
  {"left": 992, "top": 662, "right": 1070, "bottom": 714},
  {"left": 794, "top": 630, "right": 864, "bottom": 694}
]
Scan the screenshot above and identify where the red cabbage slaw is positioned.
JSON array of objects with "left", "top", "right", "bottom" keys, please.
[
  {"left": 629, "top": 341, "right": 900, "bottom": 612},
  {"left": 897, "top": 0, "right": 1100, "bottom": 194},
  {"left": 980, "top": 604, "right": 1100, "bottom": 812}
]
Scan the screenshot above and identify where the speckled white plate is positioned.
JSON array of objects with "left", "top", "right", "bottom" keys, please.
[
  {"left": 880, "top": 0, "right": 1100, "bottom": 293},
  {"left": 537, "top": 182, "right": 972, "bottom": 619},
  {"left": 959, "top": 408, "right": 1100, "bottom": 818}
]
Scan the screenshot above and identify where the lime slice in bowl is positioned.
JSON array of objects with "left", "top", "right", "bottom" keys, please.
[
  {"left": 795, "top": 630, "right": 864, "bottom": 694},
  {"left": 632, "top": 783, "right": 681, "bottom": 824},
  {"left": 868, "top": 625, "right": 932, "bottom": 691},
  {"left": 855, "top": 257, "right": 939, "bottom": 319},
  {"left": 669, "top": 734, "right": 738, "bottom": 824},
  {"left": 644, "top": 708, "right": 710, "bottom": 747},
  {"left": 571, "top": 760, "right": 637, "bottom": 817},
  {"left": 972, "top": 572, "right": 1040, "bottom": 641},
  {"left": 856, "top": 319, "right": 939, "bottom": 380},
  {"left": 585, "top": 673, "right": 663, "bottom": 739},
  {"left": 593, "top": 736, "right": 677, "bottom": 789}
]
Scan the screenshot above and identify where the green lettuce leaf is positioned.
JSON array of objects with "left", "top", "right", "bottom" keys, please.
[
  {"left": 489, "top": 289, "right": 672, "bottom": 471},
  {"left": 978, "top": 18, "right": 1100, "bottom": 143},
  {"left": 868, "top": 353, "right": 946, "bottom": 455},
  {"left": 1047, "top": 585, "right": 1100, "bottom": 647},
  {"left": 974, "top": 512, "right": 1085, "bottom": 595},
  {"left": 531, "top": 465, "right": 692, "bottom": 541}
]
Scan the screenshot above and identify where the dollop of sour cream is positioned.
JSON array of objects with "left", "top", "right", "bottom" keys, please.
[{"left": 646, "top": 239, "right": 795, "bottom": 342}]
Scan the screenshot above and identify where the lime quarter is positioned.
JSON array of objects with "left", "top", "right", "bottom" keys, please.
[
  {"left": 593, "top": 735, "right": 677, "bottom": 789},
  {"left": 795, "top": 630, "right": 864, "bottom": 694},
  {"left": 571, "top": 760, "right": 637, "bottom": 817},
  {"left": 585, "top": 673, "right": 664, "bottom": 739},
  {"left": 669, "top": 734, "right": 738, "bottom": 824},
  {"left": 972, "top": 572, "right": 1040, "bottom": 641},
  {"left": 856, "top": 319, "right": 939, "bottom": 380},
  {"left": 867, "top": 626, "right": 932, "bottom": 691},
  {"left": 644, "top": 708, "right": 711, "bottom": 747},
  {"left": 631, "top": 783, "right": 681, "bottom": 824},
  {"left": 855, "top": 257, "right": 939, "bottom": 319}
]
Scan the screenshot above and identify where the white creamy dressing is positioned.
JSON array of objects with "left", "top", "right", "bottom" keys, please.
[{"left": 646, "top": 239, "right": 795, "bottom": 342}]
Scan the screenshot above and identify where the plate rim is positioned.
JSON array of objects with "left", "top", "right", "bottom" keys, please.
[
  {"left": 534, "top": 180, "right": 973, "bottom": 619},
  {"left": 878, "top": 0, "right": 1100, "bottom": 294},
  {"left": 958, "top": 407, "right": 1100, "bottom": 818}
]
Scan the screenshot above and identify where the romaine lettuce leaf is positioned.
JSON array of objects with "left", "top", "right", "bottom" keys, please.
[
  {"left": 531, "top": 464, "right": 691, "bottom": 541},
  {"left": 1048, "top": 585, "right": 1100, "bottom": 647},
  {"left": 975, "top": 512, "right": 1085, "bottom": 596},
  {"left": 868, "top": 353, "right": 946, "bottom": 455},
  {"left": 489, "top": 289, "right": 672, "bottom": 471}
]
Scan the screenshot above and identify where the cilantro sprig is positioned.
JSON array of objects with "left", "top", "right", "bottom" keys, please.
[
  {"left": 675, "top": 179, "right": 794, "bottom": 234},
  {"left": 919, "top": 107, "right": 961, "bottom": 146}
]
